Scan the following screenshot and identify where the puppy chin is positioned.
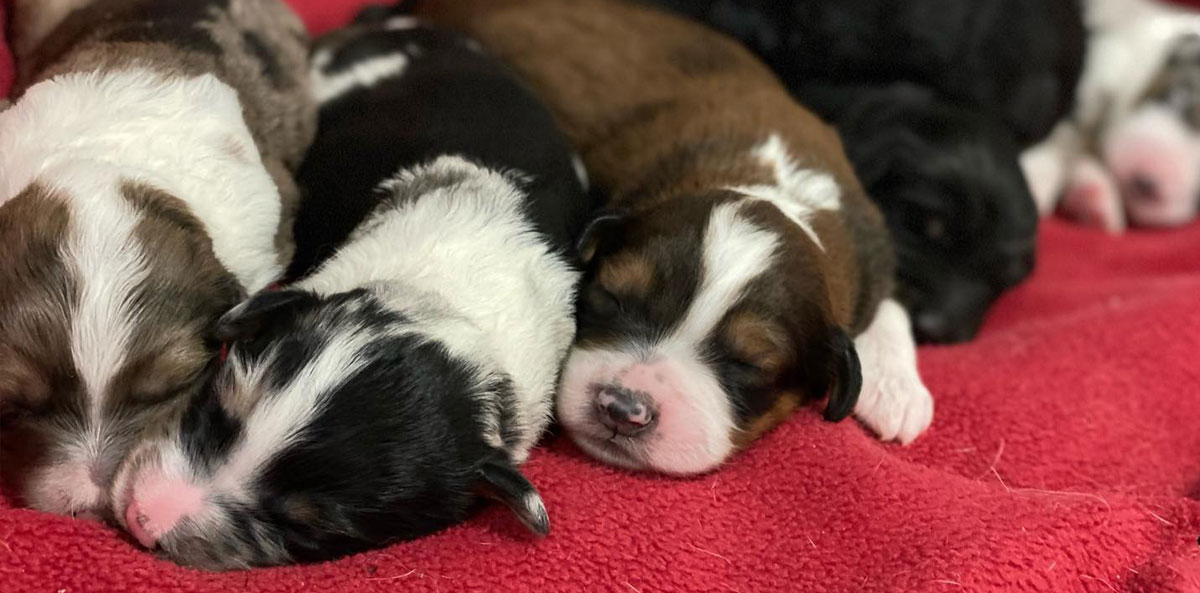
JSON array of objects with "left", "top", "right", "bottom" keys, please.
[
  {"left": 1103, "top": 106, "right": 1200, "bottom": 227},
  {"left": 557, "top": 346, "right": 735, "bottom": 476},
  {"left": 26, "top": 460, "right": 107, "bottom": 518}
]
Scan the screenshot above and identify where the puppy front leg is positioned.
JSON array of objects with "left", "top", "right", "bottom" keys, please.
[
  {"left": 852, "top": 299, "right": 934, "bottom": 444},
  {"left": 1060, "top": 156, "right": 1126, "bottom": 233}
]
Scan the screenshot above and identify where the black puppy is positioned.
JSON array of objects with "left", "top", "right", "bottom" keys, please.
[
  {"left": 798, "top": 82, "right": 1038, "bottom": 342},
  {"left": 650, "top": 0, "right": 1085, "bottom": 342},
  {"left": 110, "top": 11, "right": 591, "bottom": 569}
]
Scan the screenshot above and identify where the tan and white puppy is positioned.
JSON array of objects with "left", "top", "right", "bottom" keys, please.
[
  {"left": 0, "top": 0, "right": 315, "bottom": 518},
  {"left": 1023, "top": 0, "right": 1200, "bottom": 231},
  {"left": 424, "top": 0, "right": 934, "bottom": 475}
]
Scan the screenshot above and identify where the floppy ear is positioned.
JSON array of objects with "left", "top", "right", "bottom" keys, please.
[
  {"left": 821, "top": 328, "right": 862, "bottom": 422},
  {"left": 214, "top": 290, "right": 314, "bottom": 343},
  {"left": 475, "top": 456, "right": 550, "bottom": 536},
  {"left": 576, "top": 209, "right": 627, "bottom": 264}
]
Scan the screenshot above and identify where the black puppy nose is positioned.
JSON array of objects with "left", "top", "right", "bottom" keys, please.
[
  {"left": 595, "top": 386, "right": 655, "bottom": 436},
  {"left": 1127, "top": 174, "right": 1159, "bottom": 203}
]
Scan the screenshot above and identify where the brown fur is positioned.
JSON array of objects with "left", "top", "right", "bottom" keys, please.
[{"left": 0, "top": 185, "right": 76, "bottom": 411}]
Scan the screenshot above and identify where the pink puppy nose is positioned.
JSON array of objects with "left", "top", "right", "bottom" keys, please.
[
  {"left": 125, "top": 500, "right": 158, "bottom": 549},
  {"left": 123, "top": 478, "right": 206, "bottom": 549},
  {"left": 596, "top": 386, "right": 655, "bottom": 436}
]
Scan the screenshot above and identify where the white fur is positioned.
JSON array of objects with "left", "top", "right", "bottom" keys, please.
[
  {"left": 852, "top": 299, "right": 934, "bottom": 444},
  {"left": 311, "top": 53, "right": 410, "bottom": 104},
  {"left": 557, "top": 202, "right": 780, "bottom": 475},
  {"left": 729, "top": 133, "right": 842, "bottom": 250},
  {"left": 300, "top": 157, "right": 578, "bottom": 461},
  {"left": 0, "top": 69, "right": 284, "bottom": 292},
  {"left": 213, "top": 328, "right": 375, "bottom": 497}
]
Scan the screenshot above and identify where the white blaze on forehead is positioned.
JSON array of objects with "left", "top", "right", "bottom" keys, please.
[
  {"left": 65, "top": 178, "right": 150, "bottom": 426},
  {"left": 208, "top": 327, "right": 375, "bottom": 496},
  {"left": 729, "top": 133, "right": 842, "bottom": 250},
  {"left": 669, "top": 201, "right": 780, "bottom": 347},
  {"left": 311, "top": 52, "right": 410, "bottom": 104}
]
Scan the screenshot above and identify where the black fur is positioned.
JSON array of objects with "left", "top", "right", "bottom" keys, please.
[
  {"left": 289, "top": 16, "right": 593, "bottom": 278},
  {"left": 648, "top": 0, "right": 1079, "bottom": 342}
]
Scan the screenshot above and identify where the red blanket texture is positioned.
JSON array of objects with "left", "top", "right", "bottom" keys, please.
[{"left": 2, "top": 2, "right": 1200, "bottom": 592}]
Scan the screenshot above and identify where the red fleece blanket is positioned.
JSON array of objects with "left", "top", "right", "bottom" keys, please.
[{"left": 2, "top": 3, "right": 1200, "bottom": 592}]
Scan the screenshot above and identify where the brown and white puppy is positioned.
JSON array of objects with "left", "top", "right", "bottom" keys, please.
[
  {"left": 423, "top": 0, "right": 934, "bottom": 475},
  {"left": 0, "top": 0, "right": 315, "bottom": 518}
]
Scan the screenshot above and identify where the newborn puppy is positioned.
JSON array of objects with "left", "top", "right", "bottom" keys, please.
[
  {"left": 797, "top": 82, "right": 1037, "bottom": 343},
  {"left": 109, "top": 14, "right": 589, "bottom": 569},
  {"left": 425, "top": 0, "right": 934, "bottom": 476},
  {"left": 1024, "top": 0, "right": 1200, "bottom": 231},
  {"left": 0, "top": 0, "right": 314, "bottom": 518}
]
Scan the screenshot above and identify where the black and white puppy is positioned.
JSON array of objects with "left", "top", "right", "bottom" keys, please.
[
  {"left": 648, "top": 0, "right": 1086, "bottom": 342},
  {"left": 108, "top": 14, "right": 591, "bottom": 570}
]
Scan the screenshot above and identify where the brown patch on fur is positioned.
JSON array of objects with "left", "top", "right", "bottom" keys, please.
[
  {"left": 723, "top": 312, "right": 788, "bottom": 379},
  {"left": 115, "top": 181, "right": 242, "bottom": 407},
  {"left": 0, "top": 184, "right": 77, "bottom": 411},
  {"left": 598, "top": 252, "right": 655, "bottom": 296},
  {"left": 731, "top": 392, "right": 800, "bottom": 450},
  {"left": 282, "top": 495, "right": 320, "bottom": 524}
]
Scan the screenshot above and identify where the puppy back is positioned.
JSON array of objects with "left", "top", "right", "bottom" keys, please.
[{"left": 17, "top": 0, "right": 315, "bottom": 169}]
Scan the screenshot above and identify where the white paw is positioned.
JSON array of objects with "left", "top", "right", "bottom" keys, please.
[
  {"left": 852, "top": 299, "right": 934, "bottom": 444},
  {"left": 854, "top": 369, "right": 934, "bottom": 444}
]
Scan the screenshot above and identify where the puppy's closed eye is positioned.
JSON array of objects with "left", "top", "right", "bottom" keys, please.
[{"left": 723, "top": 313, "right": 788, "bottom": 381}]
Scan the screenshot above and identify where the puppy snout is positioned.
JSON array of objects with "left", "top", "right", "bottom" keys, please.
[{"left": 595, "top": 385, "right": 655, "bottom": 436}]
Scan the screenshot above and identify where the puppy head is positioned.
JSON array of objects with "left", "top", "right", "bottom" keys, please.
[
  {"left": 834, "top": 84, "right": 1037, "bottom": 343},
  {"left": 0, "top": 180, "right": 240, "bottom": 518},
  {"left": 1102, "top": 33, "right": 1200, "bottom": 227},
  {"left": 559, "top": 193, "right": 860, "bottom": 476},
  {"left": 110, "top": 288, "right": 547, "bottom": 570}
]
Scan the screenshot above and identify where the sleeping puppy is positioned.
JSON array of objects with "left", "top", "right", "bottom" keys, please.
[
  {"left": 797, "top": 82, "right": 1037, "bottom": 343},
  {"left": 646, "top": 0, "right": 1081, "bottom": 342},
  {"left": 0, "top": 0, "right": 314, "bottom": 519},
  {"left": 424, "top": 0, "right": 935, "bottom": 476},
  {"left": 108, "top": 14, "right": 590, "bottom": 569},
  {"left": 1024, "top": 0, "right": 1200, "bottom": 231}
]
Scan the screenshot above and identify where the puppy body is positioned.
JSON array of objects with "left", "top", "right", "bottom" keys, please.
[
  {"left": 0, "top": 0, "right": 314, "bottom": 518},
  {"left": 108, "top": 18, "right": 588, "bottom": 569},
  {"left": 1024, "top": 0, "right": 1200, "bottom": 230},
  {"left": 424, "top": 0, "right": 934, "bottom": 475}
]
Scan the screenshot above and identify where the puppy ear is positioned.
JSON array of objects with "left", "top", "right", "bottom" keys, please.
[
  {"left": 821, "top": 328, "right": 862, "bottom": 421},
  {"left": 577, "top": 209, "right": 627, "bottom": 263},
  {"left": 215, "top": 290, "right": 314, "bottom": 343},
  {"left": 475, "top": 457, "right": 550, "bottom": 536}
]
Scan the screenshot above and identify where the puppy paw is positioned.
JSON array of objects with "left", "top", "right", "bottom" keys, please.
[
  {"left": 854, "top": 368, "right": 934, "bottom": 444},
  {"left": 1061, "top": 160, "right": 1126, "bottom": 233},
  {"left": 852, "top": 299, "right": 934, "bottom": 444}
]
